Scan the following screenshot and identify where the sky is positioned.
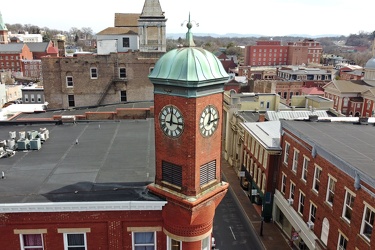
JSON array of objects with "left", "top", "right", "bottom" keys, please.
[{"left": 1, "top": 0, "right": 374, "bottom": 37}]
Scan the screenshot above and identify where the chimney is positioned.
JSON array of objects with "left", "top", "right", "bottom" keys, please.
[{"left": 258, "top": 113, "right": 265, "bottom": 122}]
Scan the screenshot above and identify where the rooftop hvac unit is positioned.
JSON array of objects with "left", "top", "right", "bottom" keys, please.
[
  {"left": 17, "top": 139, "right": 30, "bottom": 150},
  {"left": 7, "top": 139, "right": 16, "bottom": 150},
  {"left": 307, "top": 221, "right": 314, "bottom": 230},
  {"left": 9, "top": 131, "right": 16, "bottom": 139},
  {"left": 19, "top": 131, "right": 26, "bottom": 140},
  {"left": 30, "top": 138, "right": 41, "bottom": 150},
  {"left": 27, "top": 130, "right": 38, "bottom": 140}
]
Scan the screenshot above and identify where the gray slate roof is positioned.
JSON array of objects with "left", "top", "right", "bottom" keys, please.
[
  {"left": 0, "top": 43, "right": 25, "bottom": 53},
  {"left": 0, "top": 120, "right": 161, "bottom": 204},
  {"left": 25, "top": 42, "right": 49, "bottom": 52}
]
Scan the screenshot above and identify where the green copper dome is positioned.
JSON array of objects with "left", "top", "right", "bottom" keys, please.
[
  {"left": 149, "top": 46, "right": 228, "bottom": 83},
  {"left": 0, "top": 12, "right": 8, "bottom": 31},
  {"left": 149, "top": 15, "right": 229, "bottom": 97}
]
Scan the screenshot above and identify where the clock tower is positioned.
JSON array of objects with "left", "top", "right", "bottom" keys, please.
[{"left": 148, "top": 16, "right": 229, "bottom": 249}]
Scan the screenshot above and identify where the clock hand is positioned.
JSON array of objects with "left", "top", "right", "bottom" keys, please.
[
  {"left": 169, "top": 107, "right": 173, "bottom": 126},
  {"left": 207, "top": 107, "right": 212, "bottom": 125}
]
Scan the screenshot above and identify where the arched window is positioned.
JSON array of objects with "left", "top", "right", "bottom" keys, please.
[{"left": 320, "top": 217, "right": 329, "bottom": 245}]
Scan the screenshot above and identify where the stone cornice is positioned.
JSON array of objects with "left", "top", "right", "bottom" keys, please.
[{"left": 0, "top": 201, "right": 167, "bottom": 213}]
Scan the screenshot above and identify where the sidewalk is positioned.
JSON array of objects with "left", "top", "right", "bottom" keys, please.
[{"left": 221, "top": 159, "right": 291, "bottom": 250}]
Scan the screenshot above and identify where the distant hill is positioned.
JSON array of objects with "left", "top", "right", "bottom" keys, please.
[{"left": 166, "top": 33, "right": 344, "bottom": 39}]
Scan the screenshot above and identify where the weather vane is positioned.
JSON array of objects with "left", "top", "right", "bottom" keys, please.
[{"left": 181, "top": 12, "right": 199, "bottom": 30}]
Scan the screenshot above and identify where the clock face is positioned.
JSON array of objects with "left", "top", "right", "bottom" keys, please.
[
  {"left": 199, "top": 105, "right": 219, "bottom": 137},
  {"left": 159, "top": 105, "right": 184, "bottom": 138}
]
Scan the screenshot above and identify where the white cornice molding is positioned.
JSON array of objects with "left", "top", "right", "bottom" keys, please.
[{"left": 0, "top": 201, "right": 167, "bottom": 213}]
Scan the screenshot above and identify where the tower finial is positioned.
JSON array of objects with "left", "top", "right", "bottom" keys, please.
[{"left": 181, "top": 13, "right": 199, "bottom": 47}]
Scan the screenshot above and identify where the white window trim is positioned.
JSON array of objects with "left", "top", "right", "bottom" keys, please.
[
  {"left": 325, "top": 175, "right": 337, "bottom": 206},
  {"left": 62, "top": 232, "right": 87, "bottom": 250},
  {"left": 66, "top": 76, "right": 73, "bottom": 87},
  {"left": 292, "top": 148, "right": 299, "bottom": 173},
  {"left": 337, "top": 230, "right": 348, "bottom": 250},
  {"left": 289, "top": 181, "right": 295, "bottom": 200},
  {"left": 90, "top": 67, "right": 98, "bottom": 79},
  {"left": 310, "top": 202, "right": 317, "bottom": 223},
  {"left": 132, "top": 231, "right": 156, "bottom": 250},
  {"left": 19, "top": 234, "right": 44, "bottom": 250},
  {"left": 312, "top": 164, "right": 322, "bottom": 193},
  {"left": 298, "top": 191, "right": 305, "bottom": 216},
  {"left": 283, "top": 141, "right": 290, "bottom": 165},
  {"left": 281, "top": 172, "right": 287, "bottom": 194},
  {"left": 360, "top": 202, "right": 375, "bottom": 242},
  {"left": 342, "top": 187, "right": 356, "bottom": 223},
  {"left": 301, "top": 155, "right": 309, "bottom": 182},
  {"left": 167, "top": 236, "right": 182, "bottom": 250}
]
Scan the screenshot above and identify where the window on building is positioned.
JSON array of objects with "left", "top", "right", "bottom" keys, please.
[
  {"left": 24, "top": 94, "right": 29, "bottom": 102},
  {"left": 200, "top": 160, "right": 216, "bottom": 186},
  {"left": 301, "top": 156, "right": 309, "bottom": 181},
  {"left": 123, "top": 37, "right": 130, "bottom": 48},
  {"left": 37, "top": 94, "right": 41, "bottom": 103},
  {"left": 202, "top": 235, "right": 210, "bottom": 250},
  {"left": 31, "top": 94, "right": 35, "bottom": 102},
  {"left": 289, "top": 182, "right": 295, "bottom": 200},
  {"left": 312, "top": 165, "right": 322, "bottom": 193},
  {"left": 283, "top": 92, "right": 287, "bottom": 99},
  {"left": 162, "top": 161, "right": 182, "bottom": 187},
  {"left": 63, "top": 233, "right": 86, "bottom": 250},
  {"left": 133, "top": 232, "right": 155, "bottom": 250},
  {"left": 338, "top": 232, "right": 348, "bottom": 250},
  {"left": 360, "top": 205, "right": 375, "bottom": 241},
  {"left": 342, "top": 189, "right": 355, "bottom": 222},
  {"left": 326, "top": 176, "right": 336, "bottom": 206},
  {"left": 90, "top": 67, "right": 98, "bottom": 79},
  {"left": 298, "top": 192, "right": 305, "bottom": 215},
  {"left": 283, "top": 142, "right": 290, "bottom": 165},
  {"left": 119, "top": 67, "right": 126, "bottom": 78},
  {"left": 260, "top": 101, "right": 264, "bottom": 108},
  {"left": 310, "top": 203, "right": 317, "bottom": 223},
  {"left": 292, "top": 149, "right": 299, "bottom": 172},
  {"left": 320, "top": 218, "right": 329, "bottom": 246},
  {"left": 120, "top": 91, "right": 127, "bottom": 102},
  {"left": 21, "top": 234, "right": 44, "bottom": 250},
  {"left": 168, "top": 237, "right": 181, "bottom": 250},
  {"left": 281, "top": 173, "right": 287, "bottom": 194},
  {"left": 263, "top": 152, "right": 268, "bottom": 167},
  {"left": 68, "top": 95, "right": 75, "bottom": 107},
  {"left": 66, "top": 76, "right": 73, "bottom": 87}
]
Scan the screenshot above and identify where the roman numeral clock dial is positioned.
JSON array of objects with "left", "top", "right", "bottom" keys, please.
[
  {"left": 159, "top": 105, "right": 184, "bottom": 138},
  {"left": 200, "top": 105, "right": 219, "bottom": 137}
]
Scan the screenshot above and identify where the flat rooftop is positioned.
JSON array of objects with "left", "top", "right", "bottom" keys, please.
[
  {"left": 0, "top": 119, "right": 161, "bottom": 204},
  {"left": 281, "top": 120, "right": 375, "bottom": 186}
]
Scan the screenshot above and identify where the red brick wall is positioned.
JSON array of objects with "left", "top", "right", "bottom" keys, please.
[
  {"left": 280, "top": 129, "right": 375, "bottom": 250},
  {"left": 0, "top": 210, "right": 165, "bottom": 250},
  {"left": 154, "top": 92, "right": 223, "bottom": 196}
]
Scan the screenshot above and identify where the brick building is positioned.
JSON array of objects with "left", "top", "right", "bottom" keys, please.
[
  {"left": 0, "top": 13, "right": 228, "bottom": 250},
  {"left": 244, "top": 39, "right": 323, "bottom": 67},
  {"left": 273, "top": 119, "right": 375, "bottom": 250},
  {"left": 43, "top": 0, "right": 167, "bottom": 109},
  {"left": 0, "top": 43, "right": 33, "bottom": 76}
]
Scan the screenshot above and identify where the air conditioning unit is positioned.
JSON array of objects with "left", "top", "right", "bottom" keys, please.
[
  {"left": 287, "top": 198, "right": 294, "bottom": 205},
  {"left": 307, "top": 221, "right": 314, "bottom": 230}
]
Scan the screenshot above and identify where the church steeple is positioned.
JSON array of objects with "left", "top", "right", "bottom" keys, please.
[
  {"left": 138, "top": 0, "right": 167, "bottom": 52},
  {"left": 0, "top": 12, "right": 9, "bottom": 44}
]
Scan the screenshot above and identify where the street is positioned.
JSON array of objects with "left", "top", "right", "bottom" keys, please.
[{"left": 213, "top": 187, "right": 264, "bottom": 250}]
